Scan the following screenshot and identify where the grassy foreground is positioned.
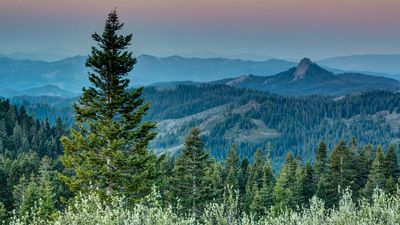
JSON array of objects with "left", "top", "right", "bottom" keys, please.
[{"left": 7, "top": 188, "right": 400, "bottom": 225}]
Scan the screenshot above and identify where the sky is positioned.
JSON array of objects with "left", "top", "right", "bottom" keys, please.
[{"left": 0, "top": 0, "right": 399, "bottom": 60}]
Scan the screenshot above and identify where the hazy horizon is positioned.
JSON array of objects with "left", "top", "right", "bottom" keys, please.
[{"left": 1, "top": 0, "right": 400, "bottom": 61}]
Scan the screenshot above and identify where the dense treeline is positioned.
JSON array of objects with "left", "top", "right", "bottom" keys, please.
[
  {"left": 145, "top": 86, "right": 400, "bottom": 167},
  {"left": 3, "top": 124, "right": 400, "bottom": 223},
  {"left": 0, "top": 99, "right": 65, "bottom": 158},
  {"left": 0, "top": 99, "right": 69, "bottom": 221},
  {"left": 9, "top": 96, "right": 74, "bottom": 125},
  {"left": 11, "top": 86, "right": 400, "bottom": 169},
  {"left": 161, "top": 130, "right": 400, "bottom": 216}
]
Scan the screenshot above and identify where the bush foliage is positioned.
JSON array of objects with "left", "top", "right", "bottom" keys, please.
[{"left": 6, "top": 188, "right": 400, "bottom": 225}]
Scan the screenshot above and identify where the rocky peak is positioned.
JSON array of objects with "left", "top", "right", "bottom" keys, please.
[{"left": 293, "top": 58, "right": 313, "bottom": 81}]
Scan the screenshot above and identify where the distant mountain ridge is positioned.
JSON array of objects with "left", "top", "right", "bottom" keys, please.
[
  {"left": 214, "top": 58, "right": 400, "bottom": 96},
  {"left": 0, "top": 54, "right": 296, "bottom": 93},
  {"left": 0, "top": 85, "right": 77, "bottom": 98},
  {"left": 1, "top": 54, "right": 399, "bottom": 97},
  {"left": 318, "top": 54, "right": 400, "bottom": 76},
  {"left": 133, "top": 54, "right": 296, "bottom": 84}
]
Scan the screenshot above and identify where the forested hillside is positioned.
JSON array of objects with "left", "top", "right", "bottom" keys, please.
[
  {"left": 0, "top": 99, "right": 67, "bottom": 218},
  {"left": 3, "top": 96, "right": 400, "bottom": 223},
  {"left": 10, "top": 85, "right": 400, "bottom": 168}
]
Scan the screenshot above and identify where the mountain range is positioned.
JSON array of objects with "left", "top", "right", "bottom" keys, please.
[
  {"left": 318, "top": 54, "right": 400, "bottom": 76},
  {"left": 1, "top": 54, "right": 399, "bottom": 97},
  {"left": 0, "top": 85, "right": 76, "bottom": 98},
  {"left": 214, "top": 58, "right": 400, "bottom": 96},
  {"left": 0, "top": 54, "right": 295, "bottom": 93}
]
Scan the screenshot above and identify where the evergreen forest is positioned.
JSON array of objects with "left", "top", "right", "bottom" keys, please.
[{"left": 1, "top": 9, "right": 400, "bottom": 225}]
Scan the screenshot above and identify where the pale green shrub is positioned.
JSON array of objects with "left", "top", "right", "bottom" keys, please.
[
  {"left": 7, "top": 188, "right": 400, "bottom": 225},
  {"left": 54, "top": 193, "right": 193, "bottom": 225},
  {"left": 202, "top": 189, "right": 256, "bottom": 225}
]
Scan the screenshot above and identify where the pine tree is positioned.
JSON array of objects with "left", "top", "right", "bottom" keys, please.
[
  {"left": 250, "top": 148, "right": 275, "bottom": 216},
  {"left": 354, "top": 144, "right": 374, "bottom": 196},
  {"left": 362, "top": 145, "right": 387, "bottom": 198},
  {"left": 325, "top": 140, "right": 355, "bottom": 207},
  {"left": 0, "top": 166, "right": 11, "bottom": 211},
  {"left": 298, "top": 162, "right": 315, "bottom": 206},
  {"left": 237, "top": 158, "right": 249, "bottom": 196},
  {"left": 243, "top": 149, "right": 264, "bottom": 212},
  {"left": 249, "top": 149, "right": 264, "bottom": 188},
  {"left": 223, "top": 144, "right": 240, "bottom": 189},
  {"left": 292, "top": 158, "right": 304, "bottom": 207},
  {"left": 272, "top": 152, "right": 297, "bottom": 209},
  {"left": 170, "top": 128, "right": 212, "bottom": 217},
  {"left": 385, "top": 145, "right": 399, "bottom": 181},
  {"left": 273, "top": 165, "right": 291, "bottom": 210},
  {"left": 385, "top": 176, "right": 396, "bottom": 195},
  {"left": 314, "top": 140, "right": 327, "bottom": 182},
  {"left": 237, "top": 157, "right": 249, "bottom": 212},
  {"left": 37, "top": 157, "right": 56, "bottom": 220},
  {"left": 16, "top": 174, "right": 40, "bottom": 218},
  {"left": 314, "top": 141, "right": 328, "bottom": 199},
  {"left": 59, "top": 9, "right": 159, "bottom": 203},
  {"left": 207, "top": 159, "right": 224, "bottom": 201}
]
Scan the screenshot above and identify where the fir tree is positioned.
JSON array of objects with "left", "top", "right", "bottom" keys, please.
[
  {"left": 59, "top": 9, "right": 159, "bottom": 202},
  {"left": 362, "top": 145, "right": 387, "bottom": 198},
  {"left": 250, "top": 148, "right": 274, "bottom": 216},
  {"left": 223, "top": 144, "right": 240, "bottom": 189},
  {"left": 170, "top": 128, "right": 212, "bottom": 217},
  {"left": 314, "top": 140, "right": 327, "bottom": 182},
  {"left": 237, "top": 157, "right": 249, "bottom": 212},
  {"left": 385, "top": 176, "right": 396, "bottom": 195},
  {"left": 273, "top": 152, "right": 297, "bottom": 209},
  {"left": 354, "top": 144, "right": 374, "bottom": 196},
  {"left": 385, "top": 145, "right": 399, "bottom": 181},
  {"left": 237, "top": 158, "right": 249, "bottom": 196},
  {"left": 37, "top": 157, "right": 56, "bottom": 220},
  {"left": 243, "top": 149, "right": 264, "bottom": 212},
  {"left": 16, "top": 174, "right": 40, "bottom": 218},
  {"left": 299, "top": 162, "right": 315, "bottom": 206},
  {"left": 207, "top": 159, "right": 224, "bottom": 201},
  {"left": 314, "top": 141, "right": 328, "bottom": 200},
  {"left": 325, "top": 140, "right": 355, "bottom": 207},
  {"left": 293, "top": 158, "right": 304, "bottom": 206},
  {"left": 0, "top": 166, "right": 11, "bottom": 211}
]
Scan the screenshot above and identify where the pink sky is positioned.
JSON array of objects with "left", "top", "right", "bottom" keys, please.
[{"left": 0, "top": 0, "right": 399, "bottom": 59}]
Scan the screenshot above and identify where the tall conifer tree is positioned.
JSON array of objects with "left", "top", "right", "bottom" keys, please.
[
  {"left": 273, "top": 152, "right": 297, "bottom": 209},
  {"left": 60, "top": 9, "right": 159, "bottom": 202},
  {"left": 250, "top": 148, "right": 275, "bottom": 216},
  {"left": 355, "top": 144, "right": 374, "bottom": 195},
  {"left": 237, "top": 158, "right": 249, "bottom": 196},
  {"left": 170, "top": 128, "right": 212, "bottom": 217},
  {"left": 223, "top": 144, "right": 240, "bottom": 189},
  {"left": 243, "top": 149, "right": 264, "bottom": 212},
  {"left": 314, "top": 141, "right": 328, "bottom": 199},
  {"left": 362, "top": 146, "right": 387, "bottom": 198},
  {"left": 299, "top": 162, "right": 315, "bottom": 206},
  {"left": 385, "top": 145, "right": 399, "bottom": 180},
  {"left": 385, "top": 145, "right": 399, "bottom": 193},
  {"left": 325, "top": 140, "right": 355, "bottom": 207}
]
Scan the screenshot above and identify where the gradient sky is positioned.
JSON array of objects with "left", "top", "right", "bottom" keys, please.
[{"left": 0, "top": 0, "right": 399, "bottom": 60}]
